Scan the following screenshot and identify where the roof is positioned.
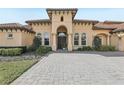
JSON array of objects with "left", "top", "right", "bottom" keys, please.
[
  {"left": 46, "top": 8, "right": 78, "bottom": 11},
  {"left": 26, "top": 19, "right": 51, "bottom": 23},
  {"left": 73, "top": 19, "right": 99, "bottom": 24},
  {"left": 112, "top": 23, "right": 124, "bottom": 32},
  {"left": 46, "top": 8, "right": 78, "bottom": 19},
  {"left": 93, "top": 21, "right": 124, "bottom": 33},
  {"left": 93, "top": 22, "right": 120, "bottom": 30},
  {"left": 104, "top": 21, "right": 124, "bottom": 24},
  {"left": 0, "top": 23, "right": 35, "bottom": 33}
]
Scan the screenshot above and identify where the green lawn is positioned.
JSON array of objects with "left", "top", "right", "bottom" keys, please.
[{"left": 0, "top": 60, "right": 37, "bottom": 85}]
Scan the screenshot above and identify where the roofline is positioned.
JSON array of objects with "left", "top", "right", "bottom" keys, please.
[
  {"left": 112, "top": 28, "right": 124, "bottom": 33},
  {"left": 46, "top": 8, "right": 78, "bottom": 11},
  {"left": 0, "top": 23, "right": 35, "bottom": 33},
  {"left": 26, "top": 19, "right": 51, "bottom": 23},
  {"left": 104, "top": 21, "right": 124, "bottom": 24},
  {"left": 46, "top": 8, "right": 78, "bottom": 19},
  {"left": 92, "top": 26, "right": 115, "bottom": 30},
  {"left": 73, "top": 19, "right": 99, "bottom": 24}
]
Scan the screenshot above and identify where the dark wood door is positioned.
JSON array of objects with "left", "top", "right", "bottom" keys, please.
[{"left": 58, "top": 36, "right": 66, "bottom": 49}]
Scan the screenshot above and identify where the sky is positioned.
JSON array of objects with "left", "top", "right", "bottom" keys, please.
[{"left": 0, "top": 8, "right": 124, "bottom": 24}]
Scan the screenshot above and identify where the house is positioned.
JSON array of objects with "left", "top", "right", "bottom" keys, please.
[{"left": 0, "top": 8, "right": 124, "bottom": 51}]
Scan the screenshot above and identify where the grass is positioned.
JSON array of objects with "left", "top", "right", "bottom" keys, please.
[{"left": 0, "top": 60, "right": 37, "bottom": 85}]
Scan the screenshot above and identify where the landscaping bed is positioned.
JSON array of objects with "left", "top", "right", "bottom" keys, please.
[{"left": 0, "top": 59, "right": 38, "bottom": 85}]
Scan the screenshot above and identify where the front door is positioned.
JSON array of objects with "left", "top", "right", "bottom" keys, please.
[{"left": 57, "top": 32, "right": 67, "bottom": 50}]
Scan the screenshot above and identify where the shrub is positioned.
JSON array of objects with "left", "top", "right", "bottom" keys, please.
[
  {"left": 0, "top": 49, "right": 2, "bottom": 55},
  {"left": 32, "top": 36, "right": 41, "bottom": 51},
  {"left": 77, "top": 46, "right": 93, "bottom": 51},
  {"left": 77, "top": 48, "right": 82, "bottom": 51},
  {"left": 0, "top": 48, "right": 23, "bottom": 56},
  {"left": 82, "top": 46, "right": 93, "bottom": 51},
  {"left": 36, "top": 46, "right": 52, "bottom": 55},
  {"left": 27, "top": 46, "right": 35, "bottom": 52},
  {"left": 97, "top": 45, "right": 116, "bottom": 51}
]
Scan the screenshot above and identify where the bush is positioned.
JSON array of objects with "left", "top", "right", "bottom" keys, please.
[
  {"left": 0, "top": 48, "right": 23, "bottom": 56},
  {"left": 78, "top": 46, "right": 93, "bottom": 51},
  {"left": 97, "top": 45, "right": 116, "bottom": 51},
  {"left": 36, "top": 46, "right": 52, "bottom": 55},
  {"left": 77, "top": 48, "right": 82, "bottom": 51},
  {"left": 82, "top": 46, "right": 93, "bottom": 51},
  {"left": 27, "top": 46, "right": 35, "bottom": 52},
  {"left": 32, "top": 36, "right": 41, "bottom": 51}
]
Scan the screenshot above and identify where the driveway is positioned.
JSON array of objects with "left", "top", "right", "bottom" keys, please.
[{"left": 11, "top": 52, "right": 124, "bottom": 85}]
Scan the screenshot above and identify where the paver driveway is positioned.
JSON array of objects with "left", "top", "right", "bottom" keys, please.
[{"left": 12, "top": 53, "right": 124, "bottom": 85}]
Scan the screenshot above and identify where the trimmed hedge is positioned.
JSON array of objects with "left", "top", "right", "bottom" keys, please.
[
  {"left": 36, "top": 46, "right": 52, "bottom": 55},
  {"left": 0, "top": 48, "right": 23, "bottom": 56},
  {"left": 97, "top": 45, "right": 116, "bottom": 51},
  {"left": 77, "top": 45, "right": 116, "bottom": 51},
  {"left": 0, "top": 46, "right": 26, "bottom": 53},
  {"left": 78, "top": 46, "right": 93, "bottom": 51}
]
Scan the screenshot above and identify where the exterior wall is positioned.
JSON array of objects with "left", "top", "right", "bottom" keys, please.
[
  {"left": 21, "top": 31, "right": 35, "bottom": 46},
  {"left": 120, "top": 36, "right": 124, "bottom": 51},
  {"left": 0, "top": 29, "right": 22, "bottom": 47},
  {"left": 0, "top": 29, "right": 35, "bottom": 47},
  {"left": 31, "top": 23, "right": 52, "bottom": 46},
  {"left": 51, "top": 11, "right": 73, "bottom": 34},
  {"left": 72, "top": 23, "right": 94, "bottom": 49},
  {"left": 110, "top": 34, "right": 119, "bottom": 50},
  {"left": 111, "top": 33, "right": 124, "bottom": 51}
]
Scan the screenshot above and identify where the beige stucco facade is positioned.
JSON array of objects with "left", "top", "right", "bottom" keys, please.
[
  {"left": 0, "top": 8, "right": 124, "bottom": 51},
  {"left": 0, "top": 26, "right": 35, "bottom": 48}
]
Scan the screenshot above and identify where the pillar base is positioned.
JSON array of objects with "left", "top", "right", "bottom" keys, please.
[{"left": 52, "top": 45, "right": 57, "bottom": 51}]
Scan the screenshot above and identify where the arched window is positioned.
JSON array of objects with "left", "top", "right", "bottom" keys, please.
[
  {"left": 44, "top": 32, "right": 49, "bottom": 45},
  {"left": 81, "top": 33, "right": 86, "bottom": 45},
  {"left": 74, "top": 33, "right": 79, "bottom": 45},
  {"left": 61, "top": 16, "right": 64, "bottom": 22}
]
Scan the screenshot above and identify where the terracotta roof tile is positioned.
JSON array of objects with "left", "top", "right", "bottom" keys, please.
[
  {"left": 73, "top": 19, "right": 99, "bottom": 23},
  {"left": 26, "top": 19, "right": 51, "bottom": 23},
  {"left": 104, "top": 21, "right": 124, "bottom": 24},
  {"left": 46, "top": 8, "right": 78, "bottom": 11},
  {"left": 94, "top": 22, "right": 119, "bottom": 30},
  {"left": 0, "top": 23, "right": 35, "bottom": 33},
  {"left": 113, "top": 23, "right": 124, "bottom": 32}
]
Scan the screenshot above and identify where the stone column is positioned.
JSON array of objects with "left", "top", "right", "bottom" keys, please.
[
  {"left": 107, "top": 34, "right": 110, "bottom": 45},
  {"left": 68, "top": 33, "right": 72, "bottom": 51},
  {"left": 52, "top": 33, "right": 57, "bottom": 51},
  {"left": 118, "top": 36, "right": 122, "bottom": 51}
]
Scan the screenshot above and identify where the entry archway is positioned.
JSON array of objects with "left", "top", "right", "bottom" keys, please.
[
  {"left": 57, "top": 26, "right": 67, "bottom": 50},
  {"left": 95, "top": 33, "right": 108, "bottom": 45}
]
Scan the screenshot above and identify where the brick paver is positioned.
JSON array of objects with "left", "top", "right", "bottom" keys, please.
[{"left": 11, "top": 53, "right": 124, "bottom": 85}]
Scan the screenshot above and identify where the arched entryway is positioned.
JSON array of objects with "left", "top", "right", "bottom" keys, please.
[
  {"left": 57, "top": 26, "right": 67, "bottom": 50},
  {"left": 95, "top": 33, "right": 109, "bottom": 45}
]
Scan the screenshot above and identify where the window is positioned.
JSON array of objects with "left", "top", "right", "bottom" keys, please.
[
  {"left": 81, "top": 33, "right": 86, "bottom": 45},
  {"left": 74, "top": 33, "right": 79, "bottom": 45},
  {"left": 7, "top": 33, "right": 13, "bottom": 39},
  {"left": 37, "top": 33, "right": 42, "bottom": 45},
  {"left": 61, "top": 16, "right": 64, "bottom": 22},
  {"left": 44, "top": 32, "right": 49, "bottom": 45}
]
